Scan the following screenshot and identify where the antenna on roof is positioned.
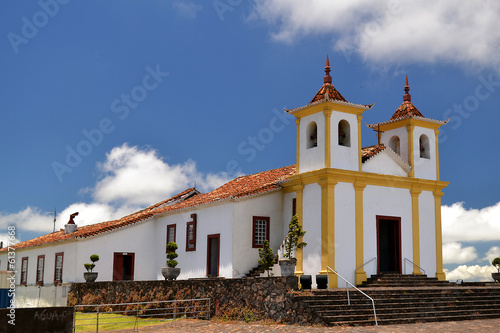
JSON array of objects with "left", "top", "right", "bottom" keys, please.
[{"left": 47, "top": 208, "right": 57, "bottom": 233}]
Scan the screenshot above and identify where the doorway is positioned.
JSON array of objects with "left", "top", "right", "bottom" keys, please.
[
  {"left": 376, "top": 216, "right": 401, "bottom": 274},
  {"left": 207, "top": 234, "right": 220, "bottom": 277},
  {"left": 113, "top": 252, "right": 135, "bottom": 281}
]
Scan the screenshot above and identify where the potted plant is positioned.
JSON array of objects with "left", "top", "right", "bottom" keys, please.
[
  {"left": 279, "top": 214, "right": 307, "bottom": 277},
  {"left": 258, "top": 240, "right": 278, "bottom": 277},
  {"left": 84, "top": 254, "right": 99, "bottom": 282},
  {"left": 162, "top": 241, "right": 181, "bottom": 280},
  {"left": 492, "top": 257, "right": 500, "bottom": 282}
]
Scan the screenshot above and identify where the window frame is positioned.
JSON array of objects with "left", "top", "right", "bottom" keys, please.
[
  {"left": 166, "top": 224, "right": 177, "bottom": 253},
  {"left": 186, "top": 214, "right": 197, "bottom": 252},
  {"left": 36, "top": 255, "right": 45, "bottom": 285},
  {"left": 252, "top": 216, "right": 270, "bottom": 248},
  {"left": 54, "top": 252, "right": 64, "bottom": 284},
  {"left": 21, "top": 257, "right": 28, "bottom": 285}
]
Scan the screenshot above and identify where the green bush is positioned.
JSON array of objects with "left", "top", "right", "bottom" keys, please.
[{"left": 166, "top": 242, "right": 179, "bottom": 268}]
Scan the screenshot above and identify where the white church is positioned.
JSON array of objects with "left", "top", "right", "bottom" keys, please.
[{"left": 1, "top": 57, "right": 449, "bottom": 305}]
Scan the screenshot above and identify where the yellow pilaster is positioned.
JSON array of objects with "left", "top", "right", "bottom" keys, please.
[
  {"left": 294, "top": 185, "right": 305, "bottom": 277},
  {"left": 318, "top": 178, "right": 337, "bottom": 287},
  {"left": 357, "top": 115, "right": 363, "bottom": 172},
  {"left": 434, "top": 191, "right": 446, "bottom": 281},
  {"left": 407, "top": 125, "right": 415, "bottom": 177},
  {"left": 296, "top": 119, "right": 301, "bottom": 173},
  {"left": 434, "top": 129, "right": 440, "bottom": 181},
  {"left": 354, "top": 182, "right": 367, "bottom": 285},
  {"left": 410, "top": 188, "right": 422, "bottom": 274},
  {"left": 324, "top": 110, "right": 332, "bottom": 168}
]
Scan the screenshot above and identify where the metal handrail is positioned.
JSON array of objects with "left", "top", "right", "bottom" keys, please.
[
  {"left": 404, "top": 258, "right": 425, "bottom": 275},
  {"left": 327, "top": 266, "right": 378, "bottom": 326},
  {"left": 354, "top": 257, "right": 377, "bottom": 279}
]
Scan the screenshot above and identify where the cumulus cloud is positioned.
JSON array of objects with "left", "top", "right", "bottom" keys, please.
[
  {"left": 445, "top": 264, "right": 496, "bottom": 282},
  {"left": 1, "top": 144, "right": 235, "bottom": 238},
  {"left": 443, "top": 242, "right": 478, "bottom": 264},
  {"left": 442, "top": 202, "right": 500, "bottom": 243},
  {"left": 250, "top": 0, "right": 500, "bottom": 70},
  {"left": 171, "top": 1, "right": 202, "bottom": 19},
  {"left": 485, "top": 246, "right": 500, "bottom": 262},
  {"left": 90, "top": 144, "right": 232, "bottom": 206}
]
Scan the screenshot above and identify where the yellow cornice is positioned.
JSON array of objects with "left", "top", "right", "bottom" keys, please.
[
  {"left": 377, "top": 118, "right": 444, "bottom": 131},
  {"left": 282, "top": 168, "right": 449, "bottom": 192},
  {"left": 292, "top": 102, "right": 367, "bottom": 119}
]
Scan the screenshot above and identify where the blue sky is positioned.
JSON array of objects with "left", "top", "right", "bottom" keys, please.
[{"left": 1, "top": 1, "right": 499, "bottom": 281}]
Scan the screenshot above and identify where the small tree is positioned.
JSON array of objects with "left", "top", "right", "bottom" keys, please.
[
  {"left": 84, "top": 254, "right": 99, "bottom": 272},
  {"left": 492, "top": 257, "right": 500, "bottom": 273},
  {"left": 166, "top": 242, "right": 179, "bottom": 268},
  {"left": 284, "top": 215, "right": 307, "bottom": 259},
  {"left": 258, "top": 240, "right": 278, "bottom": 276}
]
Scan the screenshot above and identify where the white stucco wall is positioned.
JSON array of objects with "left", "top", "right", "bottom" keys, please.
[
  {"left": 334, "top": 182, "right": 356, "bottom": 281},
  {"left": 301, "top": 183, "right": 322, "bottom": 285},
  {"left": 413, "top": 127, "right": 437, "bottom": 180},
  {"left": 299, "top": 113, "right": 325, "bottom": 173},
  {"left": 155, "top": 204, "right": 235, "bottom": 279},
  {"left": 14, "top": 283, "right": 71, "bottom": 308},
  {"left": 331, "top": 113, "right": 359, "bottom": 171},
  {"left": 233, "top": 192, "right": 285, "bottom": 277},
  {"left": 381, "top": 127, "right": 409, "bottom": 164},
  {"left": 419, "top": 191, "right": 437, "bottom": 276},
  {"left": 362, "top": 151, "right": 408, "bottom": 177},
  {"left": 363, "top": 186, "right": 413, "bottom": 278}
]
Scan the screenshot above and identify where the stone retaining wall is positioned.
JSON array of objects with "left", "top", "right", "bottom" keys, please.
[{"left": 68, "top": 277, "right": 321, "bottom": 324}]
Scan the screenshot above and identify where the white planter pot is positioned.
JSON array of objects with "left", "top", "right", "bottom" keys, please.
[{"left": 279, "top": 258, "right": 297, "bottom": 277}]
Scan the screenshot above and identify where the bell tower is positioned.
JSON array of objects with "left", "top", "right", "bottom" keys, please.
[{"left": 286, "top": 56, "right": 373, "bottom": 174}]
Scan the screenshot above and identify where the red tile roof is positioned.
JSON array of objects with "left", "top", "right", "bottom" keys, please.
[
  {"left": 3, "top": 165, "right": 297, "bottom": 251},
  {"left": 310, "top": 83, "right": 347, "bottom": 104},
  {"left": 361, "top": 144, "right": 387, "bottom": 162},
  {"left": 389, "top": 100, "right": 424, "bottom": 121},
  {"left": 310, "top": 56, "right": 347, "bottom": 103}
]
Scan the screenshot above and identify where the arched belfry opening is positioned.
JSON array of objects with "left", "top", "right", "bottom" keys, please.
[
  {"left": 419, "top": 134, "right": 430, "bottom": 159},
  {"left": 307, "top": 121, "right": 318, "bottom": 149},
  {"left": 338, "top": 120, "right": 350, "bottom": 147},
  {"left": 389, "top": 136, "right": 400, "bottom": 155}
]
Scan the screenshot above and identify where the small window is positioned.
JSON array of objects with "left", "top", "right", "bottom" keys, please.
[
  {"left": 54, "top": 253, "right": 64, "bottom": 284},
  {"left": 21, "top": 257, "right": 28, "bottom": 285},
  {"left": 186, "top": 214, "right": 197, "bottom": 252},
  {"left": 166, "top": 224, "right": 176, "bottom": 252},
  {"left": 306, "top": 121, "right": 318, "bottom": 149},
  {"left": 389, "top": 136, "right": 400, "bottom": 155},
  {"left": 292, "top": 198, "right": 297, "bottom": 217},
  {"left": 419, "top": 134, "right": 430, "bottom": 159},
  {"left": 252, "top": 216, "right": 270, "bottom": 248},
  {"left": 338, "top": 120, "right": 351, "bottom": 147},
  {"left": 36, "top": 255, "right": 45, "bottom": 285}
]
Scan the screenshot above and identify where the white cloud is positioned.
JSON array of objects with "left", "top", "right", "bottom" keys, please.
[
  {"left": 0, "top": 207, "right": 53, "bottom": 233},
  {"left": 90, "top": 144, "right": 232, "bottom": 206},
  {"left": 250, "top": 0, "right": 500, "bottom": 70},
  {"left": 1, "top": 144, "right": 235, "bottom": 237},
  {"left": 445, "top": 264, "right": 496, "bottom": 282},
  {"left": 485, "top": 246, "right": 500, "bottom": 263},
  {"left": 442, "top": 202, "right": 500, "bottom": 243},
  {"left": 443, "top": 242, "right": 478, "bottom": 264},
  {"left": 171, "top": 1, "right": 202, "bottom": 19}
]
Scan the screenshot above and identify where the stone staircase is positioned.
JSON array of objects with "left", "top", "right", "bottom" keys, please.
[
  {"left": 358, "top": 273, "right": 453, "bottom": 288},
  {"left": 292, "top": 275, "right": 500, "bottom": 326}
]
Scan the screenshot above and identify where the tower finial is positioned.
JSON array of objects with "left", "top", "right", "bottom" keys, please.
[
  {"left": 403, "top": 75, "right": 411, "bottom": 102},
  {"left": 324, "top": 55, "right": 332, "bottom": 84}
]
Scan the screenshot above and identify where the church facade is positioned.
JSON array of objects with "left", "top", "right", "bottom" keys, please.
[{"left": 1, "top": 58, "right": 448, "bottom": 305}]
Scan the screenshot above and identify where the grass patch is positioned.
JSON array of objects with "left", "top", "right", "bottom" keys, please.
[{"left": 74, "top": 312, "right": 170, "bottom": 332}]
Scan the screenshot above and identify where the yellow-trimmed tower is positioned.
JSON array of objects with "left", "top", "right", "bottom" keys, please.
[{"left": 282, "top": 59, "right": 449, "bottom": 288}]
